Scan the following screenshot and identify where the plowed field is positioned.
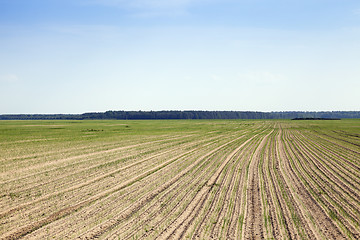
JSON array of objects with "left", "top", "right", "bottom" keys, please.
[{"left": 1, "top": 119, "right": 359, "bottom": 239}]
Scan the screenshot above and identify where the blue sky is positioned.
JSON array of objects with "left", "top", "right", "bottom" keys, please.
[{"left": 1, "top": 0, "right": 359, "bottom": 113}]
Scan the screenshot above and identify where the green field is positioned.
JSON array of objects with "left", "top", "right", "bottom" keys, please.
[{"left": 1, "top": 119, "right": 360, "bottom": 239}]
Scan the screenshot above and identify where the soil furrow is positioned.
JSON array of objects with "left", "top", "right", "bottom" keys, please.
[
  {"left": 106, "top": 136, "right": 241, "bottom": 239},
  {"left": 242, "top": 130, "right": 273, "bottom": 240},
  {"left": 290, "top": 134, "right": 360, "bottom": 237},
  {"left": 77, "top": 135, "right": 249, "bottom": 239},
  {"left": 2, "top": 120, "right": 359, "bottom": 239},
  {"left": 3, "top": 143, "right": 208, "bottom": 240},
  {"left": 156, "top": 133, "right": 261, "bottom": 240},
  {"left": 283, "top": 130, "right": 347, "bottom": 239}
]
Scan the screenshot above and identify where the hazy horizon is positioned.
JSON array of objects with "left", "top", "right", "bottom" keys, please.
[
  {"left": 2, "top": 110, "right": 360, "bottom": 116},
  {"left": 1, "top": 0, "right": 360, "bottom": 114}
]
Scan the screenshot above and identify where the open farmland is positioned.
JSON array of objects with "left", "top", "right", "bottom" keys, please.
[{"left": 1, "top": 119, "right": 360, "bottom": 239}]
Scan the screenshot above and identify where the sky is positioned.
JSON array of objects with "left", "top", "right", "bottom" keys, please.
[{"left": 0, "top": 0, "right": 360, "bottom": 114}]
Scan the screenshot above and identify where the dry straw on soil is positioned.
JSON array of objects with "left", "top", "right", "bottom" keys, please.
[{"left": 1, "top": 119, "right": 359, "bottom": 239}]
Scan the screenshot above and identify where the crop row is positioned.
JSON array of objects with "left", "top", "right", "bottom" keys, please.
[{"left": 1, "top": 120, "right": 359, "bottom": 239}]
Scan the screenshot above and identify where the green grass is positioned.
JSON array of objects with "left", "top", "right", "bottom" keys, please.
[{"left": 1, "top": 119, "right": 359, "bottom": 239}]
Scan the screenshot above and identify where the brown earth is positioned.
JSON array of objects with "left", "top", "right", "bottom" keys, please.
[{"left": 1, "top": 121, "right": 359, "bottom": 239}]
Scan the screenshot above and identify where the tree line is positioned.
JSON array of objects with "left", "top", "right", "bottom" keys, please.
[{"left": 1, "top": 111, "right": 360, "bottom": 120}]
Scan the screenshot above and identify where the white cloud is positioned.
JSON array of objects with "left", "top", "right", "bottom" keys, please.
[
  {"left": 237, "top": 71, "right": 287, "bottom": 85},
  {"left": 86, "top": 0, "right": 193, "bottom": 9},
  {"left": 210, "top": 74, "right": 223, "bottom": 81},
  {"left": 129, "top": 9, "right": 188, "bottom": 18},
  {"left": 129, "top": 0, "right": 192, "bottom": 9},
  {"left": 354, "top": 9, "right": 360, "bottom": 15},
  {"left": 0, "top": 74, "right": 18, "bottom": 83},
  {"left": 83, "top": 0, "right": 221, "bottom": 17}
]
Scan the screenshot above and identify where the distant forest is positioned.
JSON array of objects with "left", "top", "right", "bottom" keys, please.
[{"left": 1, "top": 111, "right": 360, "bottom": 120}]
